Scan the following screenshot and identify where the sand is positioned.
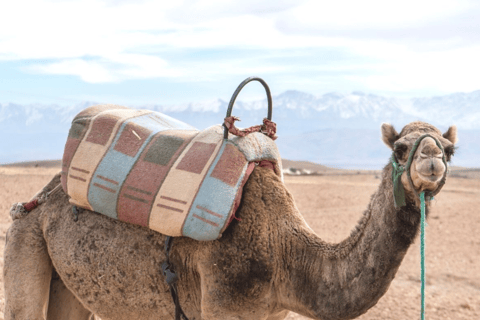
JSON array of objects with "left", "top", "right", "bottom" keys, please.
[{"left": 0, "top": 165, "right": 478, "bottom": 319}]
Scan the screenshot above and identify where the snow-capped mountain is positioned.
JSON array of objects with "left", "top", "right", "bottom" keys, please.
[{"left": 1, "top": 90, "right": 479, "bottom": 168}]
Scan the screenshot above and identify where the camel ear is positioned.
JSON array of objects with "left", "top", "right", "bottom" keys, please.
[
  {"left": 381, "top": 123, "right": 399, "bottom": 150},
  {"left": 443, "top": 125, "right": 458, "bottom": 144}
]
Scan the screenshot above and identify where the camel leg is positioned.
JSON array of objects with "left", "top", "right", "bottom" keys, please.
[
  {"left": 4, "top": 220, "right": 53, "bottom": 320},
  {"left": 46, "top": 270, "right": 94, "bottom": 320}
]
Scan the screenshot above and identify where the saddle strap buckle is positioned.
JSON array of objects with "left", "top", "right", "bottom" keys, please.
[{"left": 161, "top": 261, "right": 179, "bottom": 286}]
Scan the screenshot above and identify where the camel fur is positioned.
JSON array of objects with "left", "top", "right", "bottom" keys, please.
[{"left": 4, "top": 121, "right": 457, "bottom": 320}]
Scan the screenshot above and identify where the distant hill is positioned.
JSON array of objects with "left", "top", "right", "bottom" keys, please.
[
  {"left": 0, "top": 160, "right": 62, "bottom": 168},
  {"left": 281, "top": 160, "right": 330, "bottom": 172},
  {"left": 3, "top": 159, "right": 479, "bottom": 179},
  {"left": 1, "top": 90, "right": 479, "bottom": 168}
]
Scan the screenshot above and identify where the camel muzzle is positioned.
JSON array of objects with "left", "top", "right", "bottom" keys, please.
[{"left": 391, "top": 134, "right": 448, "bottom": 208}]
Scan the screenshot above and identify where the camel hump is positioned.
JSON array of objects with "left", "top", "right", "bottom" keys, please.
[{"left": 61, "top": 105, "right": 282, "bottom": 241}]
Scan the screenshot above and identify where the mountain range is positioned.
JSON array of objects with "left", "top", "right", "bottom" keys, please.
[{"left": 1, "top": 90, "right": 479, "bottom": 168}]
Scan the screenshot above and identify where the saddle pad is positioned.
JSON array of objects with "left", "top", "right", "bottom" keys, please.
[{"left": 61, "top": 105, "right": 283, "bottom": 240}]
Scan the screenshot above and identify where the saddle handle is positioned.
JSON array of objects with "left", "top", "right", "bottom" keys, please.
[{"left": 224, "top": 77, "right": 273, "bottom": 139}]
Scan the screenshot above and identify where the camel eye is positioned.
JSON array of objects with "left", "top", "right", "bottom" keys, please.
[
  {"left": 394, "top": 143, "right": 408, "bottom": 161},
  {"left": 444, "top": 145, "right": 456, "bottom": 162}
]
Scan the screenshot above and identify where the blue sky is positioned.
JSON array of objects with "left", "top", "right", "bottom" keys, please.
[{"left": 1, "top": 0, "right": 480, "bottom": 106}]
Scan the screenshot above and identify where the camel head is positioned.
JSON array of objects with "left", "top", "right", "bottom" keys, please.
[{"left": 381, "top": 121, "right": 457, "bottom": 206}]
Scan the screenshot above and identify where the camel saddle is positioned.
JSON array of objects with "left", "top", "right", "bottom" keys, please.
[{"left": 61, "top": 105, "right": 282, "bottom": 241}]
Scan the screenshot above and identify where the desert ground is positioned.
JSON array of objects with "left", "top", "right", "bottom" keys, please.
[{"left": 0, "top": 161, "right": 479, "bottom": 320}]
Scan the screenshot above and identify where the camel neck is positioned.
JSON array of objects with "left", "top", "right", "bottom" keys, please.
[{"left": 279, "top": 165, "right": 423, "bottom": 320}]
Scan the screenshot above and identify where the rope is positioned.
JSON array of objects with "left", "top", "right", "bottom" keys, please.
[
  {"left": 420, "top": 191, "right": 426, "bottom": 320},
  {"left": 9, "top": 183, "right": 62, "bottom": 220},
  {"left": 223, "top": 116, "right": 277, "bottom": 140},
  {"left": 390, "top": 134, "right": 448, "bottom": 319}
]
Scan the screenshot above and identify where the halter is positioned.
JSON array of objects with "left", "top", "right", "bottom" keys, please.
[
  {"left": 391, "top": 134, "right": 448, "bottom": 208},
  {"left": 391, "top": 133, "right": 449, "bottom": 320}
]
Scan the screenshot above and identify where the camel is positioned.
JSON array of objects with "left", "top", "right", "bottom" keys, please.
[{"left": 3, "top": 120, "right": 457, "bottom": 320}]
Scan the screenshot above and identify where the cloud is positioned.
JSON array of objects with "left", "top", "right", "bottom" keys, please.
[
  {"left": 6, "top": 0, "right": 476, "bottom": 60},
  {"left": 27, "top": 54, "right": 181, "bottom": 83},
  {"left": 275, "top": 0, "right": 478, "bottom": 46},
  {"left": 1, "top": 0, "right": 479, "bottom": 96},
  {"left": 278, "top": 0, "right": 467, "bottom": 28},
  {"left": 164, "top": 0, "right": 306, "bottom": 23},
  {"left": 29, "top": 59, "right": 117, "bottom": 83},
  {"left": 352, "top": 45, "right": 480, "bottom": 94}
]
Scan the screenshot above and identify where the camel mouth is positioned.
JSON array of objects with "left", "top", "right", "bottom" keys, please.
[{"left": 417, "top": 172, "right": 443, "bottom": 183}]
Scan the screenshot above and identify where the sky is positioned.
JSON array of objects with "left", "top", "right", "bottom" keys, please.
[{"left": 1, "top": 0, "right": 480, "bottom": 106}]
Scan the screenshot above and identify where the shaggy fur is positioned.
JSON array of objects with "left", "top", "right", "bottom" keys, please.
[{"left": 3, "top": 121, "right": 456, "bottom": 320}]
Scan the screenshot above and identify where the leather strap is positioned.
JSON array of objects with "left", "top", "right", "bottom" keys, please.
[{"left": 162, "top": 236, "right": 189, "bottom": 320}]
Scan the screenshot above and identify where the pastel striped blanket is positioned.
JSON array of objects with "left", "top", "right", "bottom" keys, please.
[{"left": 61, "top": 105, "right": 282, "bottom": 241}]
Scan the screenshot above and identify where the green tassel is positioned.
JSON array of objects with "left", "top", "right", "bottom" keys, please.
[{"left": 391, "top": 155, "right": 406, "bottom": 208}]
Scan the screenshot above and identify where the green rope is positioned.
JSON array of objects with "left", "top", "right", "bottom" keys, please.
[
  {"left": 390, "top": 133, "right": 448, "bottom": 320},
  {"left": 420, "top": 191, "right": 426, "bottom": 320}
]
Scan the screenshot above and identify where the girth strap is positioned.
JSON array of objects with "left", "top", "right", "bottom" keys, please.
[{"left": 162, "top": 236, "right": 189, "bottom": 320}]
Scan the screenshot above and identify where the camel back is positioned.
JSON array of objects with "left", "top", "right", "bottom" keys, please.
[{"left": 61, "top": 105, "right": 282, "bottom": 241}]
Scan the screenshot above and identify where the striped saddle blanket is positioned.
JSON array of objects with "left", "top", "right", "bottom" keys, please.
[{"left": 61, "top": 105, "right": 282, "bottom": 241}]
